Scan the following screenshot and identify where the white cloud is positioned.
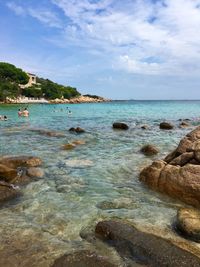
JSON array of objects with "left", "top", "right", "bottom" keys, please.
[
  {"left": 50, "top": 0, "right": 200, "bottom": 75},
  {"left": 6, "top": 2, "right": 25, "bottom": 16}
]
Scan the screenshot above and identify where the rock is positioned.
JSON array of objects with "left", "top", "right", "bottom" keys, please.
[
  {"left": 72, "top": 140, "right": 86, "bottom": 145},
  {"left": 141, "top": 125, "right": 149, "bottom": 130},
  {"left": 95, "top": 220, "right": 200, "bottom": 267},
  {"left": 140, "top": 126, "right": 200, "bottom": 207},
  {"left": 180, "top": 121, "right": 190, "bottom": 128},
  {"left": 0, "top": 183, "right": 20, "bottom": 203},
  {"left": 30, "top": 129, "right": 65, "bottom": 137},
  {"left": 27, "top": 167, "right": 44, "bottom": 178},
  {"left": 0, "top": 164, "right": 18, "bottom": 182},
  {"left": 69, "top": 127, "right": 85, "bottom": 133},
  {"left": 140, "top": 144, "right": 159, "bottom": 156},
  {"left": 175, "top": 208, "right": 200, "bottom": 242},
  {"left": 61, "top": 143, "right": 76, "bottom": 150},
  {"left": 0, "top": 156, "right": 42, "bottom": 169},
  {"left": 112, "top": 122, "right": 129, "bottom": 130},
  {"left": 51, "top": 250, "right": 117, "bottom": 267},
  {"left": 159, "top": 122, "right": 174, "bottom": 130}
]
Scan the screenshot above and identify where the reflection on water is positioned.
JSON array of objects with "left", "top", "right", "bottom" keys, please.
[{"left": 0, "top": 101, "right": 200, "bottom": 266}]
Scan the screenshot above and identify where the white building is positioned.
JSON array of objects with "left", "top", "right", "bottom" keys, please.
[{"left": 20, "top": 72, "right": 37, "bottom": 89}]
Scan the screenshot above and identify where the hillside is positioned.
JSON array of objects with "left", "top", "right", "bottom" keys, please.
[{"left": 0, "top": 62, "right": 80, "bottom": 101}]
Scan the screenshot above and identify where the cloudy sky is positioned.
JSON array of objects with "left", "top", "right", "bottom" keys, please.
[{"left": 1, "top": 0, "right": 200, "bottom": 99}]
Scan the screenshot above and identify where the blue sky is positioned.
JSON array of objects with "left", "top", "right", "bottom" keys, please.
[{"left": 1, "top": 0, "right": 200, "bottom": 99}]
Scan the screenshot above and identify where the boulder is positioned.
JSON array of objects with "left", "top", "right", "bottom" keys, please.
[
  {"left": 95, "top": 220, "right": 200, "bottom": 267},
  {"left": 176, "top": 208, "right": 200, "bottom": 242},
  {"left": 140, "top": 126, "right": 200, "bottom": 207},
  {"left": 159, "top": 122, "right": 174, "bottom": 130},
  {"left": 69, "top": 127, "right": 85, "bottom": 133},
  {"left": 51, "top": 250, "right": 117, "bottom": 267},
  {"left": 140, "top": 144, "right": 159, "bottom": 156},
  {"left": 112, "top": 122, "right": 129, "bottom": 130},
  {"left": 0, "top": 156, "right": 42, "bottom": 169},
  {"left": 27, "top": 167, "right": 44, "bottom": 178},
  {"left": 0, "top": 164, "right": 18, "bottom": 182}
]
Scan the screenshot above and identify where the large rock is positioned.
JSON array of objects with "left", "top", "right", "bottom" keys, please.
[
  {"left": 69, "top": 127, "right": 85, "bottom": 133},
  {"left": 51, "top": 250, "right": 117, "bottom": 267},
  {"left": 140, "top": 144, "right": 159, "bottom": 156},
  {"left": 0, "top": 156, "right": 42, "bottom": 169},
  {"left": 113, "top": 122, "right": 129, "bottom": 130},
  {"left": 160, "top": 122, "right": 174, "bottom": 130},
  {"left": 140, "top": 126, "right": 200, "bottom": 207},
  {"left": 95, "top": 220, "right": 200, "bottom": 267},
  {"left": 176, "top": 208, "right": 200, "bottom": 242}
]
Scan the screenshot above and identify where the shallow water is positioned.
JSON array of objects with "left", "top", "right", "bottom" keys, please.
[{"left": 0, "top": 101, "right": 200, "bottom": 266}]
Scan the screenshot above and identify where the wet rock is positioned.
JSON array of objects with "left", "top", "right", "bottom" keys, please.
[
  {"left": 27, "top": 167, "right": 44, "bottom": 178},
  {"left": 141, "top": 125, "right": 149, "bottom": 130},
  {"left": 69, "top": 127, "right": 85, "bottom": 133},
  {"left": 180, "top": 121, "right": 190, "bottom": 128},
  {"left": 51, "top": 250, "right": 117, "bottom": 267},
  {"left": 112, "top": 122, "right": 129, "bottom": 130},
  {"left": 30, "top": 129, "right": 65, "bottom": 137},
  {"left": 140, "top": 144, "right": 159, "bottom": 156},
  {"left": 140, "top": 126, "right": 200, "bottom": 207},
  {"left": 159, "top": 122, "right": 174, "bottom": 130},
  {"left": 0, "top": 164, "right": 18, "bottom": 182},
  {"left": 176, "top": 208, "right": 200, "bottom": 242},
  {"left": 95, "top": 220, "right": 200, "bottom": 267},
  {"left": 0, "top": 183, "right": 20, "bottom": 203},
  {"left": 0, "top": 156, "right": 42, "bottom": 169},
  {"left": 61, "top": 143, "right": 76, "bottom": 150},
  {"left": 97, "top": 198, "right": 137, "bottom": 210}
]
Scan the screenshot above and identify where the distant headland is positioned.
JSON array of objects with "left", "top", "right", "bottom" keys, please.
[{"left": 0, "top": 62, "right": 109, "bottom": 104}]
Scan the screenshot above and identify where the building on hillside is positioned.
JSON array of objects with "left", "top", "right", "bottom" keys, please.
[{"left": 20, "top": 72, "right": 37, "bottom": 89}]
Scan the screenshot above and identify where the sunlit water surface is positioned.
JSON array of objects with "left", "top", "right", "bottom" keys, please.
[{"left": 0, "top": 101, "right": 200, "bottom": 266}]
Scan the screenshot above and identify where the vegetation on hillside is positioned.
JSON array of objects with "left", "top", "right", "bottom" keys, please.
[{"left": 0, "top": 62, "right": 80, "bottom": 101}]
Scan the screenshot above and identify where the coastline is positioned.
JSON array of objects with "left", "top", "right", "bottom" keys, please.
[{"left": 1, "top": 95, "right": 111, "bottom": 104}]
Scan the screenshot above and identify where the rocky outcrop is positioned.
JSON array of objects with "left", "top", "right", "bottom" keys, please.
[
  {"left": 113, "top": 122, "right": 129, "bottom": 130},
  {"left": 140, "top": 144, "right": 159, "bottom": 156},
  {"left": 140, "top": 126, "right": 200, "bottom": 207},
  {"left": 51, "top": 250, "right": 117, "bottom": 267},
  {"left": 95, "top": 220, "right": 200, "bottom": 267},
  {"left": 176, "top": 208, "right": 200, "bottom": 242},
  {"left": 160, "top": 122, "right": 174, "bottom": 130},
  {"left": 0, "top": 156, "right": 42, "bottom": 169},
  {"left": 49, "top": 95, "right": 110, "bottom": 104}
]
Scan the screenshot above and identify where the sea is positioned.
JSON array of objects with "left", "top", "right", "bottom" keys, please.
[{"left": 0, "top": 100, "right": 200, "bottom": 266}]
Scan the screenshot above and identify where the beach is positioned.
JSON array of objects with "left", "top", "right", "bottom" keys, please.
[{"left": 0, "top": 100, "right": 200, "bottom": 266}]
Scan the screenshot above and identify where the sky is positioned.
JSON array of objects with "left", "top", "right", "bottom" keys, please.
[{"left": 1, "top": 0, "right": 200, "bottom": 99}]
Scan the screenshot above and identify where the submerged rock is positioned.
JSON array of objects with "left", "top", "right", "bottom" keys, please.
[
  {"left": 61, "top": 143, "right": 76, "bottom": 150},
  {"left": 176, "top": 208, "right": 200, "bottom": 242},
  {"left": 180, "top": 121, "right": 190, "bottom": 128},
  {"left": 140, "top": 126, "right": 200, "bottom": 207},
  {"left": 140, "top": 144, "right": 159, "bottom": 156},
  {"left": 95, "top": 220, "right": 200, "bottom": 267},
  {"left": 51, "top": 250, "right": 117, "bottom": 267},
  {"left": 69, "top": 127, "right": 85, "bottom": 133},
  {"left": 0, "top": 164, "right": 18, "bottom": 182},
  {"left": 112, "top": 122, "right": 129, "bottom": 130},
  {"left": 30, "top": 129, "right": 65, "bottom": 137},
  {"left": 0, "top": 156, "right": 42, "bottom": 169},
  {"left": 141, "top": 125, "right": 149, "bottom": 130},
  {"left": 72, "top": 140, "right": 86, "bottom": 145},
  {"left": 160, "top": 122, "right": 174, "bottom": 130},
  {"left": 0, "top": 183, "right": 20, "bottom": 203},
  {"left": 27, "top": 167, "right": 44, "bottom": 178}
]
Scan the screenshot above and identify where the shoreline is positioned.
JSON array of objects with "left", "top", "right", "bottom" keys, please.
[{"left": 0, "top": 95, "right": 111, "bottom": 104}]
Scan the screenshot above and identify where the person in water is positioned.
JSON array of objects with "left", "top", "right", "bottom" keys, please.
[
  {"left": 23, "top": 108, "right": 29, "bottom": 117},
  {"left": 0, "top": 115, "right": 7, "bottom": 121},
  {"left": 18, "top": 109, "right": 22, "bottom": 116}
]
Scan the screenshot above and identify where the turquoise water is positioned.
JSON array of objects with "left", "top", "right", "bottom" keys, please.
[{"left": 0, "top": 101, "right": 200, "bottom": 266}]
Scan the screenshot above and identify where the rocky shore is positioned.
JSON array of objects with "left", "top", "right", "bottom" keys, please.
[{"left": 3, "top": 95, "right": 110, "bottom": 104}]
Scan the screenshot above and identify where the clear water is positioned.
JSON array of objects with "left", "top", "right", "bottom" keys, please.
[{"left": 0, "top": 101, "right": 200, "bottom": 266}]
